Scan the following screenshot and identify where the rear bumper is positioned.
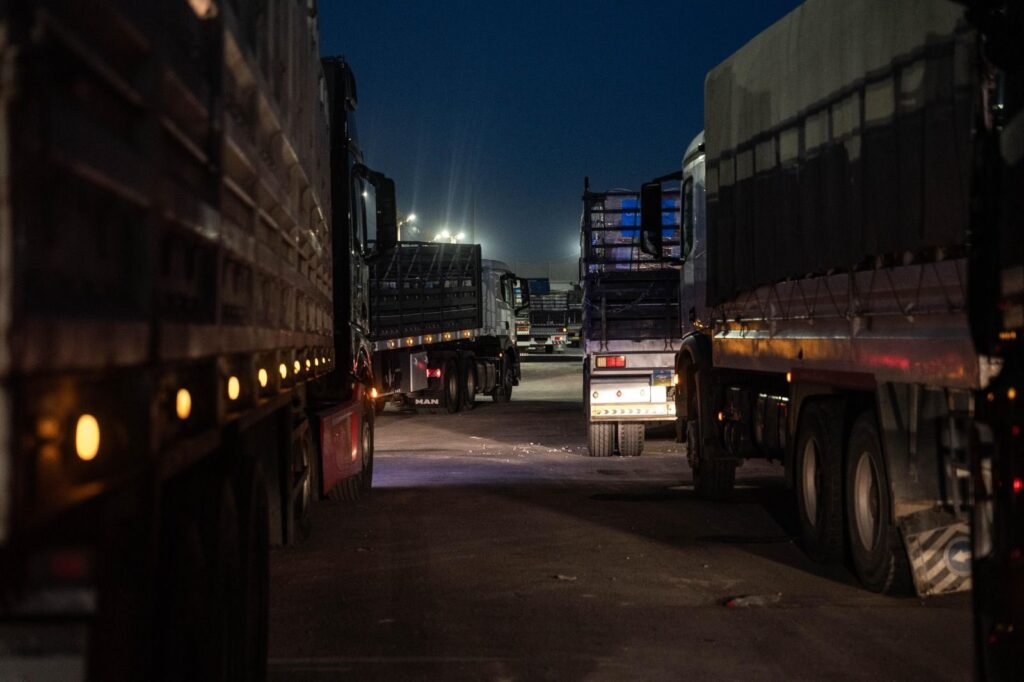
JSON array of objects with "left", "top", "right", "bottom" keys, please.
[{"left": 590, "top": 401, "right": 676, "bottom": 422}]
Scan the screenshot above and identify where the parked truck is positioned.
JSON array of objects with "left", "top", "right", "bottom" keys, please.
[
  {"left": 638, "top": 0, "right": 988, "bottom": 597},
  {"left": 526, "top": 292, "right": 570, "bottom": 353},
  {"left": 370, "top": 243, "right": 524, "bottom": 413},
  {"left": 580, "top": 181, "right": 682, "bottom": 457},
  {"left": 0, "top": 1, "right": 395, "bottom": 676}
]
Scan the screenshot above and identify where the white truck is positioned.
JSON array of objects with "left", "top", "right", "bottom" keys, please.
[{"left": 580, "top": 180, "right": 683, "bottom": 457}]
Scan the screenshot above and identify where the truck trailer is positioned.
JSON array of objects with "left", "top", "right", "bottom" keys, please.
[
  {"left": 639, "top": 0, "right": 986, "bottom": 597},
  {"left": 526, "top": 292, "right": 570, "bottom": 353},
  {"left": 581, "top": 182, "right": 682, "bottom": 457},
  {"left": 370, "top": 243, "right": 524, "bottom": 413},
  {"left": 0, "top": 1, "right": 395, "bottom": 676}
]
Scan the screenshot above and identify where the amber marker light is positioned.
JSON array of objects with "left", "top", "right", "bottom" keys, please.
[
  {"left": 279, "top": 363, "right": 288, "bottom": 379},
  {"left": 786, "top": 371, "right": 793, "bottom": 383},
  {"left": 314, "top": 358, "right": 320, "bottom": 367},
  {"left": 74, "top": 415, "right": 100, "bottom": 461},
  {"left": 176, "top": 389, "right": 192, "bottom": 420},
  {"left": 1009, "top": 387, "right": 1018, "bottom": 401},
  {"left": 294, "top": 360, "right": 301, "bottom": 375},
  {"left": 227, "top": 376, "right": 240, "bottom": 401},
  {"left": 306, "top": 359, "right": 311, "bottom": 370},
  {"left": 371, "top": 387, "right": 379, "bottom": 399},
  {"left": 258, "top": 368, "right": 269, "bottom": 388}
]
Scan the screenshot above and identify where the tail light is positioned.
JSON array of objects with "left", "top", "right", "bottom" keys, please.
[
  {"left": 426, "top": 368, "right": 442, "bottom": 379},
  {"left": 596, "top": 355, "right": 626, "bottom": 368}
]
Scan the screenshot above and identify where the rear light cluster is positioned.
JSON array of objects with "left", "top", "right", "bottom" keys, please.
[
  {"left": 426, "top": 368, "right": 442, "bottom": 379},
  {"left": 596, "top": 355, "right": 626, "bottom": 368}
]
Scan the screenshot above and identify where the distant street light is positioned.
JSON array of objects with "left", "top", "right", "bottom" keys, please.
[
  {"left": 432, "top": 228, "right": 468, "bottom": 244},
  {"left": 398, "top": 212, "right": 418, "bottom": 240}
]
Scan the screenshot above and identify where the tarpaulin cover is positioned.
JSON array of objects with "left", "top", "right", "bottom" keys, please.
[{"left": 704, "top": 0, "right": 973, "bottom": 304}]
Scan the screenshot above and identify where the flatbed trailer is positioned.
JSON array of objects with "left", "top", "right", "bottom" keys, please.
[{"left": 370, "top": 243, "right": 524, "bottom": 413}]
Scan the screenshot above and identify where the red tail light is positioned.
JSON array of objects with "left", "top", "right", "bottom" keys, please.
[
  {"left": 426, "top": 368, "right": 442, "bottom": 379},
  {"left": 1014, "top": 478, "right": 1022, "bottom": 494},
  {"left": 596, "top": 355, "right": 626, "bottom": 368}
]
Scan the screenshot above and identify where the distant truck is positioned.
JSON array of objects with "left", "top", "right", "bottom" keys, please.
[
  {"left": 0, "top": 2, "right": 392, "bottom": 676},
  {"left": 526, "top": 292, "right": 570, "bottom": 353},
  {"left": 580, "top": 181, "right": 682, "bottom": 457},
  {"left": 638, "top": 0, "right": 987, "bottom": 597},
  {"left": 370, "top": 244, "right": 524, "bottom": 412}
]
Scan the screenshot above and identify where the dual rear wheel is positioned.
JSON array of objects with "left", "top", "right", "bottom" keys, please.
[
  {"left": 794, "top": 402, "right": 910, "bottom": 593},
  {"left": 586, "top": 422, "right": 644, "bottom": 457}
]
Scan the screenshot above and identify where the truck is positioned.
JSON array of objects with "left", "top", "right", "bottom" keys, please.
[
  {"left": 369, "top": 243, "right": 524, "bottom": 413},
  {"left": 638, "top": 0, "right": 988, "bottom": 598},
  {"left": 0, "top": 1, "right": 395, "bottom": 676},
  {"left": 526, "top": 292, "right": 570, "bottom": 353},
  {"left": 580, "top": 181, "right": 682, "bottom": 457}
]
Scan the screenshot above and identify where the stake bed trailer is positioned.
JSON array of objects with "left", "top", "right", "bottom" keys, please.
[
  {"left": 580, "top": 185, "right": 682, "bottom": 457},
  {"left": 526, "top": 292, "right": 570, "bottom": 353},
  {"left": 0, "top": 2, "right": 393, "bottom": 675},
  {"left": 370, "top": 243, "right": 523, "bottom": 413}
]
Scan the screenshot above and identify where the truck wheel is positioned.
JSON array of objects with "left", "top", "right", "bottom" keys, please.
[
  {"left": 360, "top": 411, "right": 374, "bottom": 493},
  {"left": 290, "top": 422, "right": 314, "bottom": 542},
  {"left": 588, "top": 422, "right": 615, "bottom": 457},
  {"left": 233, "top": 459, "right": 269, "bottom": 680},
  {"left": 328, "top": 472, "right": 362, "bottom": 502},
  {"left": 794, "top": 401, "right": 845, "bottom": 564},
  {"left": 444, "top": 359, "right": 461, "bottom": 413},
  {"left": 199, "top": 475, "right": 244, "bottom": 680},
  {"left": 618, "top": 423, "right": 644, "bottom": 457},
  {"left": 462, "top": 360, "right": 476, "bottom": 409},
  {"left": 492, "top": 366, "right": 514, "bottom": 402},
  {"left": 846, "top": 411, "right": 911, "bottom": 593},
  {"left": 688, "top": 419, "right": 736, "bottom": 500}
]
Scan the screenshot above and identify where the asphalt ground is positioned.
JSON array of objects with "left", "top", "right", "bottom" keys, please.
[{"left": 268, "top": 361, "right": 972, "bottom": 681}]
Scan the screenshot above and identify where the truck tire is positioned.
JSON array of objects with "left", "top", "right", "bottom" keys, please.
[
  {"left": 845, "top": 411, "right": 912, "bottom": 593},
  {"left": 462, "top": 357, "right": 477, "bottom": 409},
  {"left": 618, "top": 423, "right": 644, "bottom": 457},
  {"left": 492, "top": 365, "right": 514, "bottom": 402},
  {"left": 588, "top": 422, "right": 615, "bottom": 457},
  {"left": 233, "top": 459, "right": 269, "bottom": 680},
  {"left": 444, "top": 359, "right": 461, "bottom": 413},
  {"left": 290, "top": 421, "right": 314, "bottom": 542},
  {"left": 360, "top": 410, "right": 374, "bottom": 493},
  {"left": 794, "top": 400, "right": 845, "bottom": 564},
  {"left": 688, "top": 419, "right": 736, "bottom": 500}
]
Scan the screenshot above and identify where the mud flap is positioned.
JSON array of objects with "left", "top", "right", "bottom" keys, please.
[{"left": 901, "top": 510, "right": 972, "bottom": 596}]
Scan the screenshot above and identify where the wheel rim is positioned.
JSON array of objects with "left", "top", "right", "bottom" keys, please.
[
  {"left": 465, "top": 367, "right": 475, "bottom": 401},
  {"left": 801, "top": 437, "right": 820, "bottom": 526},
  {"left": 853, "top": 451, "right": 881, "bottom": 552}
]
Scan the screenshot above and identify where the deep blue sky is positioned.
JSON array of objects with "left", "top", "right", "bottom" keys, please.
[{"left": 320, "top": 1, "right": 802, "bottom": 264}]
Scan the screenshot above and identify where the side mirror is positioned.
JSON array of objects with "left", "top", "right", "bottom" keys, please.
[
  {"left": 375, "top": 176, "right": 398, "bottom": 252},
  {"left": 514, "top": 277, "right": 530, "bottom": 314},
  {"left": 639, "top": 181, "right": 663, "bottom": 258}
]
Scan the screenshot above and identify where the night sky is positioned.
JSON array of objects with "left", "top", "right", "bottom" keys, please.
[{"left": 319, "top": 1, "right": 803, "bottom": 264}]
